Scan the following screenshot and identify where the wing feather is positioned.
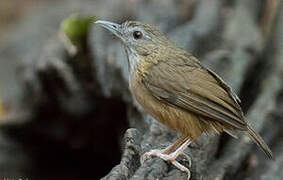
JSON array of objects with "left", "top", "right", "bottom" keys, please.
[{"left": 142, "top": 59, "right": 247, "bottom": 130}]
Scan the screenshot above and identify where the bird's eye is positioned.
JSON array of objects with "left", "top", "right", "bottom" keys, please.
[{"left": 133, "top": 31, "right": 143, "bottom": 40}]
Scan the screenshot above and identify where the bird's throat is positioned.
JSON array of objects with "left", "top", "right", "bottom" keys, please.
[{"left": 125, "top": 46, "right": 141, "bottom": 75}]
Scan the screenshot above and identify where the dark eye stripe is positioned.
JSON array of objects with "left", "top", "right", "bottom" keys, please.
[{"left": 133, "top": 31, "right": 143, "bottom": 39}]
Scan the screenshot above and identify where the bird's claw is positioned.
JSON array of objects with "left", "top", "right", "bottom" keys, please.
[
  {"left": 172, "top": 160, "right": 191, "bottom": 180},
  {"left": 178, "top": 152, "right": 192, "bottom": 168},
  {"left": 140, "top": 149, "right": 164, "bottom": 164},
  {"left": 140, "top": 149, "right": 192, "bottom": 180}
]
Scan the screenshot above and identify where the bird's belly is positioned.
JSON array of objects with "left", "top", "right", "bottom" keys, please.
[{"left": 131, "top": 82, "right": 205, "bottom": 139}]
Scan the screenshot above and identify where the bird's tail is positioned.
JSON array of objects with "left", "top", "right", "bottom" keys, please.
[{"left": 247, "top": 124, "right": 273, "bottom": 159}]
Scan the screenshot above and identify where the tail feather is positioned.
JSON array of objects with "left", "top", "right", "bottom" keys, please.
[{"left": 247, "top": 124, "right": 273, "bottom": 159}]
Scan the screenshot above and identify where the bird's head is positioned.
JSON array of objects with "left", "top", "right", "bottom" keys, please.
[{"left": 95, "top": 20, "right": 174, "bottom": 70}]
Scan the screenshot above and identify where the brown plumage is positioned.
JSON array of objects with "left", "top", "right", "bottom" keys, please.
[
  {"left": 132, "top": 44, "right": 272, "bottom": 158},
  {"left": 96, "top": 20, "right": 273, "bottom": 175}
]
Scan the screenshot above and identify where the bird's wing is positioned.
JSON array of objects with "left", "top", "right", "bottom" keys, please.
[{"left": 142, "top": 58, "right": 247, "bottom": 130}]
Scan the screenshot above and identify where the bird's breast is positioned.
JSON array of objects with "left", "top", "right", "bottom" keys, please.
[{"left": 129, "top": 71, "right": 202, "bottom": 138}]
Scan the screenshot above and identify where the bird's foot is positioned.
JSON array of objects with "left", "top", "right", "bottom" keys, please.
[
  {"left": 141, "top": 149, "right": 166, "bottom": 164},
  {"left": 171, "top": 160, "right": 191, "bottom": 180},
  {"left": 141, "top": 149, "right": 191, "bottom": 180},
  {"left": 141, "top": 149, "right": 191, "bottom": 166},
  {"left": 178, "top": 152, "right": 192, "bottom": 166}
]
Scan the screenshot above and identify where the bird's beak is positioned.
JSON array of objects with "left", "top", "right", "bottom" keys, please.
[{"left": 95, "top": 20, "right": 123, "bottom": 39}]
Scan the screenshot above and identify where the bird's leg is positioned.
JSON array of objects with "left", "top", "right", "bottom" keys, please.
[
  {"left": 158, "top": 139, "right": 192, "bottom": 163},
  {"left": 157, "top": 139, "right": 192, "bottom": 180},
  {"left": 141, "top": 136, "right": 188, "bottom": 163},
  {"left": 163, "top": 136, "right": 188, "bottom": 154},
  {"left": 141, "top": 138, "right": 192, "bottom": 180}
]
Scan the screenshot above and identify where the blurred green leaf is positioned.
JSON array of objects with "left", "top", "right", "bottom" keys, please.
[{"left": 60, "top": 14, "right": 96, "bottom": 46}]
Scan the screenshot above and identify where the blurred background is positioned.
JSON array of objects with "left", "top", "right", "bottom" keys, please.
[{"left": 0, "top": 0, "right": 282, "bottom": 180}]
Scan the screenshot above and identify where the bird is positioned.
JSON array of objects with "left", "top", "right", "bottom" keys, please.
[{"left": 95, "top": 20, "right": 273, "bottom": 179}]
